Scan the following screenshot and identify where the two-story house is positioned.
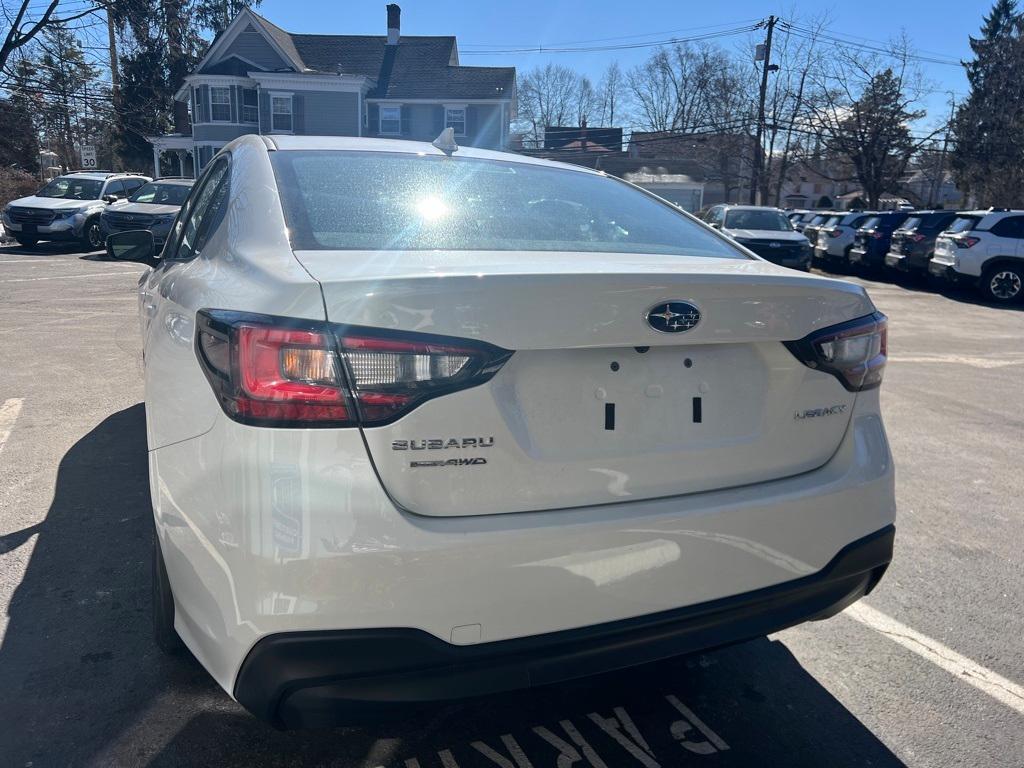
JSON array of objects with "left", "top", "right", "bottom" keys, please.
[{"left": 148, "top": 5, "right": 516, "bottom": 176}]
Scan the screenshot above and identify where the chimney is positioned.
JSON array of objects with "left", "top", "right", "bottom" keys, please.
[{"left": 386, "top": 4, "right": 400, "bottom": 45}]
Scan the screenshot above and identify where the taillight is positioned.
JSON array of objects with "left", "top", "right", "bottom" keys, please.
[
  {"left": 955, "top": 236, "right": 980, "bottom": 248},
  {"left": 870, "top": 231, "right": 884, "bottom": 239},
  {"left": 828, "top": 229, "right": 842, "bottom": 238},
  {"left": 784, "top": 312, "right": 887, "bottom": 391},
  {"left": 196, "top": 310, "right": 512, "bottom": 427},
  {"left": 911, "top": 233, "right": 927, "bottom": 242}
]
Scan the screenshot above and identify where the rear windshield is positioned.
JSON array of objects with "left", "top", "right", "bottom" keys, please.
[
  {"left": 860, "top": 216, "right": 880, "bottom": 230},
  {"left": 946, "top": 216, "right": 979, "bottom": 233},
  {"left": 130, "top": 182, "right": 192, "bottom": 205},
  {"left": 900, "top": 217, "right": 922, "bottom": 231},
  {"left": 270, "top": 151, "right": 744, "bottom": 258},
  {"left": 824, "top": 215, "right": 843, "bottom": 227},
  {"left": 809, "top": 215, "right": 828, "bottom": 226},
  {"left": 723, "top": 209, "right": 793, "bottom": 231},
  {"left": 36, "top": 176, "right": 103, "bottom": 200}
]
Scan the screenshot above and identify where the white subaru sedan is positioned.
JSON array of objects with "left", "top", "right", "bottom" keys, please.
[{"left": 108, "top": 134, "right": 895, "bottom": 729}]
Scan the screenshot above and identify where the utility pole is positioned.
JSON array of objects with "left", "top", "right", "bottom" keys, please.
[
  {"left": 106, "top": 6, "right": 121, "bottom": 170},
  {"left": 931, "top": 94, "right": 956, "bottom": 208},
  {"left": 750, "top": 15, "right": 776, "bottom": 205}
]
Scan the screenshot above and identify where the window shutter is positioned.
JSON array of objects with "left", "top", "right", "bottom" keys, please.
[
  {"left": 466, "top": 106, "right": 477, "bottom": 140},
  {"left": 292, "top": 95, "right": 303, "bottom": 134},
  {"left": 434, "top": 105, "right": 445, "bottom": 134},
  {"left": 230, "top": 86, "right": 238, "bottom": 123},
  {"left": 400, "top": 107, "right": 410, "bottom": 136},
  {"left": 368, "top": 104, "right": 379, "bottom": 135}
]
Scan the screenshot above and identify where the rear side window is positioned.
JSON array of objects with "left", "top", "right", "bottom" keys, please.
[
  {"left": 946, "top": 217, "right": 979, "bottom": 234},
  {"left": 270, "top": 151, "right": 743, "bottom": 258},
  {"left": 165, "top": 157, "right": 230, "bottom": 260},
  {"left": 989, "top": 215, "right": 1024, "bottom": 238}
]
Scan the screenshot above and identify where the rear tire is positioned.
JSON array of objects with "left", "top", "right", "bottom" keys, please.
[
  {"left": 14, "top": 235, "right": 37, "bottom": 248},
  {"left": 152, "top": 525, "right": 185, "bottom": 655},
  {"left": 980, "top": 263, "right": 1024, "bottom": 304}
]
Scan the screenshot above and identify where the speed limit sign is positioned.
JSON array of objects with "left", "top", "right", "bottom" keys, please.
[{"left": 80, "top": 146, "right": 97, "bottom": 169}]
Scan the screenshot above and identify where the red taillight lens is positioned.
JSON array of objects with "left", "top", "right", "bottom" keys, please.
[
  {"left": 911, "top": 233, "right": 927, "bottom": 242},
  {"left": 829, "top": 229, "right": 842, "bottom": 238},
  {"left": 784, "top": 312, "right": 888, "bottom": 391},
  {"left": 870, "top": 231, "right": 884, "bottom": 239},
  {"left": 955, "top": 236, "right": 980, "bottom": 248},
  {"left": 196, "top": 310, "right": 512, "bottom": 427}
]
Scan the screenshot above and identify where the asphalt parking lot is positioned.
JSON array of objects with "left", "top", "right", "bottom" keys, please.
[{"left": 0, "top": 243, "right": 1022, "bottom": 767}]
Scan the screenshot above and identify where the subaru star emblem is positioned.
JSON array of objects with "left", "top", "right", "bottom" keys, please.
[{"left": 645, "top": 301, "right": 701, "bottom": 333}]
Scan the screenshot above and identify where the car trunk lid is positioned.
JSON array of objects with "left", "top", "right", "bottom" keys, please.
[{"left": 297, "top": 250, "right": 873, "bottom": 516}]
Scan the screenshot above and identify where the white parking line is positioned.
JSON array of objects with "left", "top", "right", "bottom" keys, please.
[
  {"left": 0, "top": 271, "right": 140, "bottom": 284},
  {"left": 846, "top": 602, "right": 1024, "bottom": 716},
  {"left": 0, "top": 398, "right": 24, "bottom": 456}
]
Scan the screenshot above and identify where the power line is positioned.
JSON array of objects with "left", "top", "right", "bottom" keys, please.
[
  {"left": 458, "top": 25, "right": 762, "bottom": 56},
  {"left": 460, "top": 19, "right": 764, "bottom": 50}
]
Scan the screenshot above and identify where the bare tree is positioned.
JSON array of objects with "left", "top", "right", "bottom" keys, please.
[
  {"left": 516, "top": 63, "right": 591, "bottom": 147},
  {"left": 758, "top": 15, "right": 830, "bottom": 206},
  {"left": 1, "top": 0, "right": 105, "bottom": 79},
  {"left": 627, "top": 43, "right": 737, "bottom": 132},
  {"left": 594, "top": 61, "right": 624, "bottom": 127}
]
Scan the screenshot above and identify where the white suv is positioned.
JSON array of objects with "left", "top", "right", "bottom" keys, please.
[
  {"left": 930, "top": 209, "right": 1024, "bottom": 303},
  {"left": 105, "top": 135, "right": 895, "bottom": 729},
  {"left": 2, "top": 171, "right": 150, "bottom": 250},
  {"left": 814, "top": 212, "right": 876, "bottom": 265}
]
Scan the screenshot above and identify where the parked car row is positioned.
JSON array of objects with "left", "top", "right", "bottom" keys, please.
[
  {"left": 1, "top": 171, "right": 194, "bottom": 252},
  {"left": 788, "top": 207, "right": 1024, "bottom": 304}
]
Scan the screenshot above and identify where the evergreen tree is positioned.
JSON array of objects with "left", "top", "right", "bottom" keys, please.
[
  {"left": 824, "top": 69, "right": 922, "bottom": 209},
  {"left": 952, "top": 0, "right": 1024, "bottom": 206},
  {"left": 37, "top": 25, "right": 97, "bottom": 171},
  {"left": 0, "top": 59, "right": 41, "bottom": 173}
]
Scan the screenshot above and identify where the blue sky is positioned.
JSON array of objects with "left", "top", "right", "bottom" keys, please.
[{"left": 257, "top": 0, "right": 992, "bottom": 130}]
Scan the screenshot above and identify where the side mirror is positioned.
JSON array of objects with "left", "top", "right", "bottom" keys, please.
[
  {"left": 709, "top": 222, "right": 721, "bottom": 229},
  {"left": 103, "top": 194, "right": 121, "bottom": 204},
  {"left": 107, "top": 230, "right": 156, "bottom": 263}
]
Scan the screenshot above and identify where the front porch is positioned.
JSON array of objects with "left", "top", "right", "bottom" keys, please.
[{"left": 147, "top": 135, "right": 196, "bottom": 178}]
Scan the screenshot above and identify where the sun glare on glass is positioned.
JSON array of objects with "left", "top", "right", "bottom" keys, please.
[{"left": 414, "top": 196, "right": 449, "bottom": 222}]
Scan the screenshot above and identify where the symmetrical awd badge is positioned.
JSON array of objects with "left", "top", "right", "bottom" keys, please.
[{"left": 645, "top": 301, "right": 701, "bottom": 333}]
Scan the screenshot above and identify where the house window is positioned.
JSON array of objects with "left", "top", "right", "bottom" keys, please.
[
  {"left": 379, "top": 105, "right": 401, "bottom": 135},
  {"left": 241, "top": 88, "right": 258, "bottom": 123},
  {"left": 211, "top": 87, "right": 231, "bottom": 122},
  {"left": 271, "top": 95, "right": 293, "bottom": 132},
  {"left": 445, "top": 107, "right": 466, "bottom": 136}
]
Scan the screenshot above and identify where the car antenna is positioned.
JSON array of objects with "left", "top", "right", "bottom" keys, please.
[{"left": 432, "top": 127, "right": 459, "bottom": 156}]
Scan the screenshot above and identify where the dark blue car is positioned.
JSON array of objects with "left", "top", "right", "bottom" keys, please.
[{"left": 848, "top": 210, "right": 911, "bottom": 268}]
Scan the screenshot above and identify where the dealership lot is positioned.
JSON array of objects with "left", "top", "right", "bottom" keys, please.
[{"left": 0, "top": 245, "right": 1021, "bottom": 767}]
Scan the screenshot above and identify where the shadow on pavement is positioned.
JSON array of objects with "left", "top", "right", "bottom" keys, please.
[
  {"left": 0, "top": 240, "right": 97, "bottom": 257},
  {"left": 0, "top": 405, "right": 904, "bottom": 767}
]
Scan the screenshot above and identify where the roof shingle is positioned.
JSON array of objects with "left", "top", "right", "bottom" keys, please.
[{"left": 247, "top": 13, "right": 514, "bottom": 100}]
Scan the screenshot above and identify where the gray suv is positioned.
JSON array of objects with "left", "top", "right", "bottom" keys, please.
[{"left": 2, "top": 171, "right": 150, "bottom": 250}]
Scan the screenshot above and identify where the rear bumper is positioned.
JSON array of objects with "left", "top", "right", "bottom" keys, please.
[
  {"left": 849, "top": 247, "right": 885, "bottom": 266},
  {"left": 236, "top": 525, "right": 894, "bottom": 728},
  {"left": 929, "top": 259, "right": 961, "bottom": 280}
]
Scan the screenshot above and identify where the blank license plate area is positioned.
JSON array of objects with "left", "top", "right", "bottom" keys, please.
[{"left": 501, "top": 344, "right": 768, "bottom": 461}]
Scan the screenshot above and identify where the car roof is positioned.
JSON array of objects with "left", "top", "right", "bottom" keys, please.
[
  {"left": 259, "top": 134, "right": 604, "bottom": 176},
  {"left": 61, "top": 171, "right": 148, "bottom": 180},
  {"left": 150, "top": 177, "right": 195, "bottom": 185},
  {"left": 720, "top": 205, "right": 785, "bottom": 212}
]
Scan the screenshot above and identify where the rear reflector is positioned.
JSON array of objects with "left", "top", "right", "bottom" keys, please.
[
  {"left": 783, "top": 312, "right": 888, "bottom": 391},
  {"left": 196, "top": 310, "right": 512, "bottom": 427}
]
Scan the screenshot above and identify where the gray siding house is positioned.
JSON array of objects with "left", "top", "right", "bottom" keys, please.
[{"left": 148, "top": 5, "right": 516, "bottom": 175}]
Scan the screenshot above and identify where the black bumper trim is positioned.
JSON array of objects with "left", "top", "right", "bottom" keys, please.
[{"left": 234, "top": 525, "right": 894, "bottom": 728}]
